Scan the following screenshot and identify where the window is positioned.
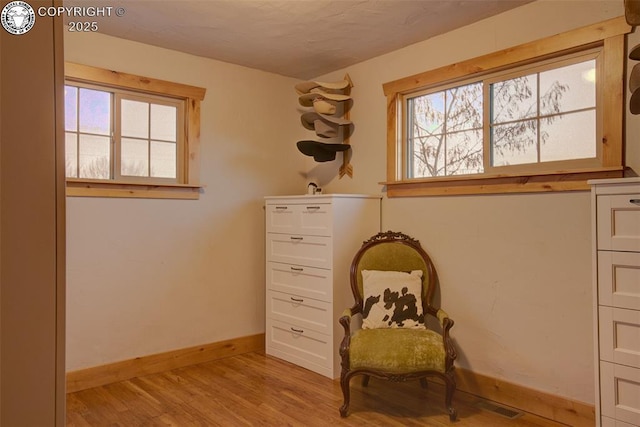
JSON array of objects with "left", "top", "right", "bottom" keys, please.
[
  {"left": 407, "top": 81, "right": 484, "bottom": 177},
  {"left": 65, "top": 85, "right": 184, "bottom": 182},
  {"left": 64, "top": 63, "right": 206, "bottom": 199},
  {"left": 489, "top": 58, "right": 597, "bottom": 168},
  {"left": 407, "top": 53, "right": 599, "bottom": 178},
  {"left": 383, "top": 17, "right": 630, "bottom": 197}
]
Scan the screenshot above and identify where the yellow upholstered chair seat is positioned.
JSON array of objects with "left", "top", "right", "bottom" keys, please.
[{"left": 350, "top": 328, "right": 446, "bottom": 373}]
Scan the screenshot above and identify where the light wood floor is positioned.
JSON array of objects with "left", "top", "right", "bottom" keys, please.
[{"left": 67, "top": 351, "right": 568, "bottom": 426}]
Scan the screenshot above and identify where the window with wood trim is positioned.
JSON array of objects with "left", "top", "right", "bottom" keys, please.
[
  {"left": 64, "top": 63, "right": 206, "bottom": 199},
  {"left": 383, "top": 17, "right": 631, "bottom": 197}
]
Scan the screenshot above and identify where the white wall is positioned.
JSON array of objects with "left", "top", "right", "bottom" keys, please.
[
  {"left": 64, "top": 32, "right": 309, "bottom": 371},
  {"left": 312, "top": 0, "right": 630, "bottom": 405}
]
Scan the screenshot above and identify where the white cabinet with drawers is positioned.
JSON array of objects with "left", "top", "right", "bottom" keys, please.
[
  {"left": 264, "top": 194, "right": 381, "bottom": 378},
  {"left": 591, "top": 178, "right": 640, "bottom": 427}
]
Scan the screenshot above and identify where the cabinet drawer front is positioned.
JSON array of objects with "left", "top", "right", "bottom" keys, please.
[
  {"left": 600, "top": 361, "right": 640, "bottom": 426},
  {"left": 266, "top": 204, "right": 297, "bottom": 234},
  {"left": 599, "top": 306, "right": 640, "bottom": 368},
  {"left": 601, "top": 416, "right": 637, "bottom": 427},
  {"left": 266, "top": 318, "right": 332, "bottom": 371},
  {"left": 298, "top": 203, "right": 332, "bottom": 236},
  {"left": 267, "top": 262, "right": 332, "bottom": 301},
  {"left": 266, "top": 234, "right": 331, "bottom": 269},
  {"left": 265, "top": 203, "right": 332, "bottom": 236},
  {"left": 267, "top": 290, "right": 332, "bottom": 335},
  {"left": 598, "top": 251, "right": 640, "bottom": 310},
  {"left": 597, "top": 195, "right": 640, "bottom": 251}
]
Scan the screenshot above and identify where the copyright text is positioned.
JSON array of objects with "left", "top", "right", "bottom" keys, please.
[{"left": 37, "top": 6, "right": 126, "bottom": 17}]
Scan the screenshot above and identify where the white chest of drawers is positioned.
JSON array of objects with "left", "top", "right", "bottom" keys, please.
[
  {"left": 591, "top": 178, "right": 640, "bottom": 427},
  {"left": 264, "top": 194, "right": 381, "bottom": 378}
]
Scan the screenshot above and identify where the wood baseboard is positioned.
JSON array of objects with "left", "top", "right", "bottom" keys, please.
[
  {"left": 455, "top": 367, "right": 595, "bottom": 427},
  {"left": 66, "top": 333, "right": 265, "bottom": 393}
]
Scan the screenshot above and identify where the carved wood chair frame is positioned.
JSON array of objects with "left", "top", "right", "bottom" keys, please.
[{"left": 338, "top": 231, "right": 457, "bottom": 421}]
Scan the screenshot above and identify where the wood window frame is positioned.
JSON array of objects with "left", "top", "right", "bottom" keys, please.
[
  {"left": 382, "top": 17, "right": 631, "bottom": 197},
  {"left": 64, "top": 62, "right": 206, "bottom": 200}
]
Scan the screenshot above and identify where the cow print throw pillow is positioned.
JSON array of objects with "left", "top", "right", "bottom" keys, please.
[{"left": 361, "top": 270, "right": 425, "bottom": 329}]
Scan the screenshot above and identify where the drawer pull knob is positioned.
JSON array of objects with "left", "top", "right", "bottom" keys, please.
[
  {"left": 290, "top": 327, "right": 304, "bottom": 333},
  {"left": 290, "top": 267, "right": 303, "bottom": 272},
  {"left": 306, "top": 206, "right": 321, "bottom": 210},
  {"left": 290, "top": 236, "right": 303, "bottom": 241},
  {"left": 290, "top": 297, "right": 304, "bottom": 303},
  {"left": 630, "top": 199, "right": 640, "bottom": 205},
  {"left": 275, "top": 206, "right": 288, "bottom": 210}
]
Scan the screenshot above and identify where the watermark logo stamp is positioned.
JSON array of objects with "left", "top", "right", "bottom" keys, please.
[{"left": 1, "top": 1, "right": 35, "bottom": 35}]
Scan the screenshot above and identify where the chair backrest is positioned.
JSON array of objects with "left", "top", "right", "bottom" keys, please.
[{"left": 350, "top": 231, "right": 437, "bottom": 313}]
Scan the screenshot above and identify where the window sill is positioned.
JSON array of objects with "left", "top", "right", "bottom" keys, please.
[
  {"left": 66, "top": 179, "right": 203, "bottom": 200},
  {"left": 381, "top": 167, "right": 625, "bottom": 197}
]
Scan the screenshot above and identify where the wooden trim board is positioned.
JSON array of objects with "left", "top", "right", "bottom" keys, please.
[
  {"left": 382, "top": 16, "right": 629, "bottom": 96},
  {"left": 453, "top": 367, "right": 595, "bottom": 427},
  {"left": 66, "top": 333, "right": 265, "bottom": 393},
  {"left": 65, "top": 62, "right": 206, "bottom": 100}
]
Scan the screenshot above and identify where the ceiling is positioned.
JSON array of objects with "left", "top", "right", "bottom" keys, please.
[{"left": 63, "top": 0, "right": 534, "bottom": 80}]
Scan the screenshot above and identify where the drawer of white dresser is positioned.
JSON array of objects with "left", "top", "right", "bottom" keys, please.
[
  {"left": 597, "top": 194, "right": 640, "bottom": 252},
  {"left": 267, "top": 290, "right": 332, "bottom": 335},
  {"left": 601, "top": 416, "right": 638, "bottom": 427},
  {"left": 599, "top": 306, "right": 640, "bottom": 369},
  {"left": 600, "top": 361, "right": 640, "bottom": 426},
  {"left": 266, "top": 234, "right": 332, "bottom": 269},
  {"left": 598, "top": 251, "right": 640, "bottom": 310},
  {"left": 267, "top": 262, "right": 332, "bottom": 301},
  {"left": 266, "top": 318, "right": 332, "bottom": 373},
  {"left": 265, "top": 203, "right": 332, "bottom": 236}
]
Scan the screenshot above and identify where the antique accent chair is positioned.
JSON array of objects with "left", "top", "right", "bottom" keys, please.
[{"left": 338, "top": 231, "right": 457, "bottom": 421}]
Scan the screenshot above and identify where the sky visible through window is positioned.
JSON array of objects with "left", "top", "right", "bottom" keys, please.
[{"left": 65, "top": 86, "right": 111, "bottom": 179}]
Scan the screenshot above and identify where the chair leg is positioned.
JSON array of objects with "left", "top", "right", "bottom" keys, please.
[
  {"left": 444, "top": 372, "right": 457, "bottom": 421},
  {"left": 362, "top": 375, "right": 370, "bottom": 387},
  {"left": 339, "top": 372, "right": 351, "bottom": 417}
]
